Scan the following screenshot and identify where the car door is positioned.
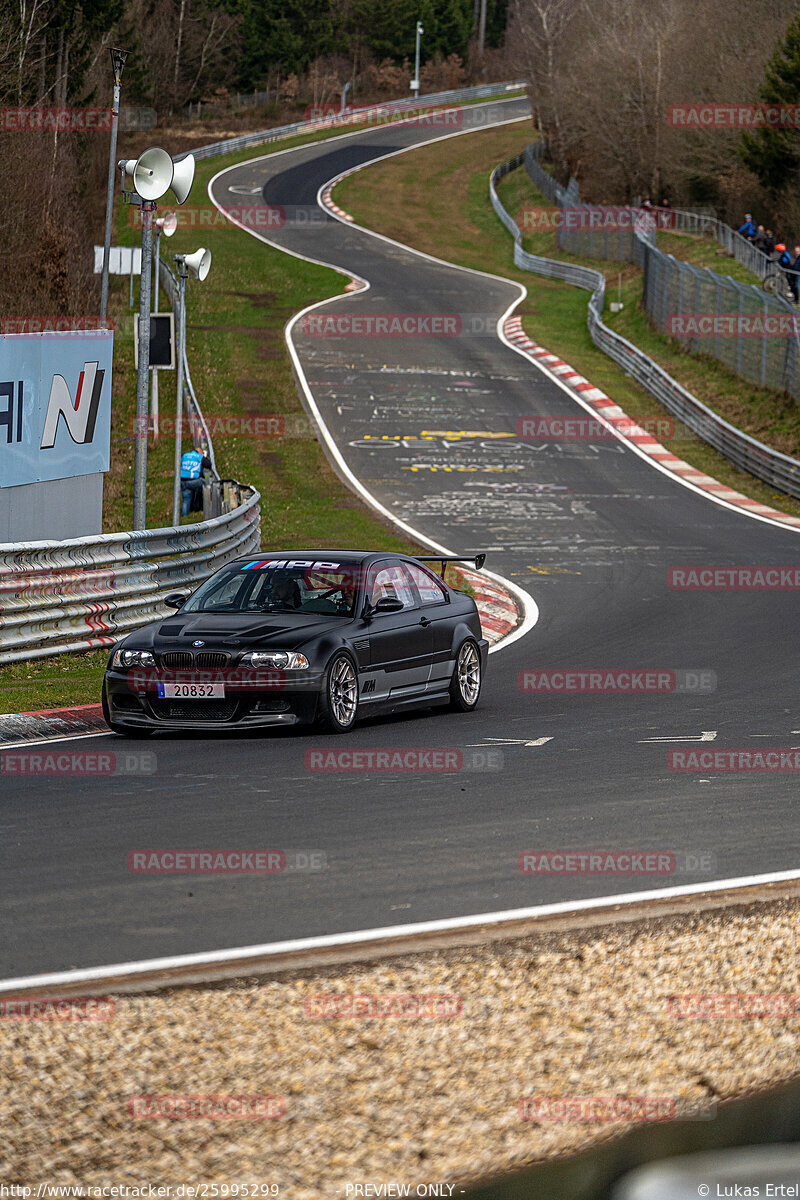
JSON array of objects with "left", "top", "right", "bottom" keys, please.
[
  {"left": 364, "top": 560, "right": 434, "bottom": 702},
  {"left": 404, "top": 562, "right": 454, "bottom": 692}
]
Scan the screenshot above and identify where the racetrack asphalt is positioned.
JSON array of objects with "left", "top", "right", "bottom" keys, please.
[{"left": 3, "top": 97, "right": 800, "bottom": 980}]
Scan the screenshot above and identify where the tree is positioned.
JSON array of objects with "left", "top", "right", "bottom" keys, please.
[
  {"left": 507, "top": 0, "right": 577, "bottom": 175},
  {"left": 238, "top": 0, "right": 333, "bottom": 86},
  {"left": 740, "top": 15, "right": 800, "bottom": 194}
]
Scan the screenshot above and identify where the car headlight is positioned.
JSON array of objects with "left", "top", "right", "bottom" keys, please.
[
  {"left": 241, "top": 650, "right": 309, "bottom": 670},
  {"left": 112, "top": 649, "right": 156, "bottom": 669}
]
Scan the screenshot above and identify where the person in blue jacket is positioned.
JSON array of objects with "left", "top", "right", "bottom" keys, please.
[
  {"left": 737, "top": 213, "right": 757, "bottom": 240},
  {"left": 180, "top": 448, "right": 212, "bottom": 516},
  {"left": 792, "top": 247, "right": 800, "bottom": 304}
]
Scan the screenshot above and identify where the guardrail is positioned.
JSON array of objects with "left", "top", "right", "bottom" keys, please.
[
  {"left": 490, "top": 151, "right": 800, "bottom": 501},
  {"left": 0, "top": 487, "right": 260, "bottom": 664},
  {"left": 177, "top": 80, "right": 527, "bottom": 163}
]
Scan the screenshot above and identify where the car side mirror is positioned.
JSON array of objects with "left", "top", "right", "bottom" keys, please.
[
  {"left": 163, "top": 592, "right": 188, "bottom": 609},
  {"left": 373, "top": 596, "right": 405, "bottom": 614}
]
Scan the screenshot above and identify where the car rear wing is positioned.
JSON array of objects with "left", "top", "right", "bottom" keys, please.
[{"left": 415, "top": 553, "right": 486, "bottom": 579}]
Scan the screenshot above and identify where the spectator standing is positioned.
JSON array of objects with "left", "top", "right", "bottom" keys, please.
[
  {"left": 180, "top": 449, "right": 212, "bottom": 517},
  {"left": 752, "top": 225, "right": 768, "bottom": 253},
  {"left": 737, "top": 213, "right": 757, "bottom": 239},
  {"left": 790, "top": 247, "right": 800, "bottom": 303},
  {"left": 764, "top": 229, "right": 776, "bottom": 257}
]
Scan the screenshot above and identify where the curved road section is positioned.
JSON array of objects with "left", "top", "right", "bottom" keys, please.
[{"left": 2, "top": 98, "right": 799, "bottom": 981}]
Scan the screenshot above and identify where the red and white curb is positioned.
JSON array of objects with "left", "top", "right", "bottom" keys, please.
[
  {"left": 0, "top": 704, "right": 106, "bottom": 747},
  {"left": 457, "top": 566, "right": 520, "bottom": 645},
  {"left": 320, "top": 184, "right": 353, "bottom": 223},
  {"left": 505, "top": 316, "right": 800, "bottom": 528}
]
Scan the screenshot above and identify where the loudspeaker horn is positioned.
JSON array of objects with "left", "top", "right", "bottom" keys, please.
[
  {"left": 170, "top": 154, "right": 196, "bottom": 205},
  {"left": 129, "top": 147, "right": 174, "bottom": 201},
  {"left": 157, "top": 212, "right": 178, "bottom": 237},
  {"left": 184, "top": 247, "right": 211, "bottom": 281}
]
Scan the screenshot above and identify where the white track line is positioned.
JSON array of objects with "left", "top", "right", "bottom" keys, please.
[
  {"left": 3, "top": 869, "right": 800, "bottom": 993},
  {"left": 316, "top": 139, "right": 800, "bottom": 537},
  {"left": 208, "top": 105, "right": 539, "bottom": 652}
]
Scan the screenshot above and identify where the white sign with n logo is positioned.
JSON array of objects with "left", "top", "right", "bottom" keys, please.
[{"left": 40, "top": 360, "right": 105, "bottom": 448}]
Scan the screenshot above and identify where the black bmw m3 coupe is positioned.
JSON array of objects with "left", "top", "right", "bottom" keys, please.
[{"left": 102, "top": 550, "right": 489, "bottom": 735}]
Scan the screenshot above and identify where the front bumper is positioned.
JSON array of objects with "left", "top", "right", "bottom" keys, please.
[{"left": 104, "top": 668, "right": 323, "bottom": 730}]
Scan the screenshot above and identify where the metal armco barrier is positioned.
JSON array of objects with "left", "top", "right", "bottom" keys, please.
[
  {"left": 490, "top": 150, "right": 800, "bottom": 501},
  {"left": 179, "top": 80, "right": 527, "bottom": 163},
  {"left": 0, "top": 488, "right": 260, "bottom": 663}
]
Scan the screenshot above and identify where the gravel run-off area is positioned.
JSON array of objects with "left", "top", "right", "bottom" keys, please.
[{"left": 2, "top": 898, "right": 799, "bottom": 1195}]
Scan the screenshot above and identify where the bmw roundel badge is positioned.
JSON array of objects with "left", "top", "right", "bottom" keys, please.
[{"left": 192, "top": 640, "right": 205, "bottom": 647}]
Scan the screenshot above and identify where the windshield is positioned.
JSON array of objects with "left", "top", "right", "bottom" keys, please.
[{"left": 181, "top": 562, "right": 360, "bottom": 616}]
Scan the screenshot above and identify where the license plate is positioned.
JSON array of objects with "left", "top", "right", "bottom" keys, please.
[{"left": 158, "top": 682, "right": 225, "bottom": 699}]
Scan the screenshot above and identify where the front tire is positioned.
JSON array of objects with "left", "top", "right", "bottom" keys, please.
[
  {"left": 449, "top": 639, "right": 482, "bottom": 712},
  {"left": 318, "top": 652, "right": 359, "bottom": 733}
]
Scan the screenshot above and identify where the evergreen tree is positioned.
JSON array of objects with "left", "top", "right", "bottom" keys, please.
[
  {"left": 238, "top": 0, "right": 334, "bottom": 86},
  {"left": 740, "top": 16, "right": 800, "bottom": 194},
  {"left": 427, "top": 0, "right": 473, "bottom": 59}
]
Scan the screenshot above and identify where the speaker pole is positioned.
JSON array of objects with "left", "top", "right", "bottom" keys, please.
[
  {"left": 151, "top": 222, "right": 161, "bottom": 442},
  {"left": 172, "top": 258, "right": 188, "bottom": 526},
  {"left": 100, "top": 48, "right": 127, "bottom": 323},
  {"left": 133, "top": 199, "right": 155, "bottom": 531}
]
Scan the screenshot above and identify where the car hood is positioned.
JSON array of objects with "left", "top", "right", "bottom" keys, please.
[{"left": 122, "top": 611, "right": 353, "bottom": 653}]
